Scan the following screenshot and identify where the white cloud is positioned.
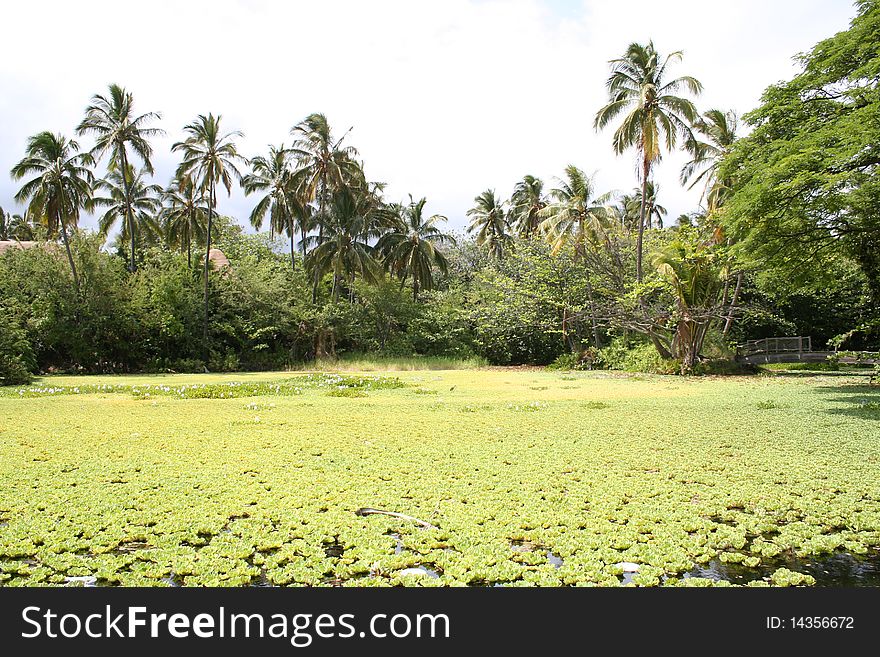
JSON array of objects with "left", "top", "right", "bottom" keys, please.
[{"left": 0, "top": 0, "right": 857, "bottom": 232}]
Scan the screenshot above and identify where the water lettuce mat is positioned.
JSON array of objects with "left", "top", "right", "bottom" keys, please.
[{"left": 1, "top": 369, "right": 878, "bottom": 587}]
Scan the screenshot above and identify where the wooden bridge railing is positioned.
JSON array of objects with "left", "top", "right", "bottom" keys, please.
[{"left": 738, "top": 336, "right": 812, "bottom": 358}]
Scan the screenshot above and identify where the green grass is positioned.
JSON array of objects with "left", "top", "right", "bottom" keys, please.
[
  {"left": 301, "top": 354, "right": 488, "bottom": 372},
  {"left": 1, "top": 369, "right": 879, "bottom": 587}
]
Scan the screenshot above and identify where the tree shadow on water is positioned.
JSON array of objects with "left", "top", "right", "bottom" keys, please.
[{"left": 818, "top": 383, "right": 880, "bottom": 421}]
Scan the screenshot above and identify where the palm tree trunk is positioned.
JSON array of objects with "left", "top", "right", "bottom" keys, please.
[
  {"left": 311, "top": 182, "right": 325, "bottom": 304},
  {"left": 58, "top": 211, "right": 80, "bottom": 293},
  {"left": 118, "top": 146, "right": 137, "bottom": 273},
  {"left": 722, "top": 271, "right": 743, "bottom": 335},
  {"left": 584, "top": 274, "right": 601, "bottom": 349},
  {"left": 203, "top": 181, "right": 215, "bottom": 366},
  {"left": 636, "top": 156, "right": 649, "bottom": 283},
  {"left": 562, "top": 307, "right": 569, "bottom": 350},
  {"left": 289, "top": 217, "right": 296, "bottom": 271},
  {"left": 186, "top": 223, "right": 192, "bottom": 269}
]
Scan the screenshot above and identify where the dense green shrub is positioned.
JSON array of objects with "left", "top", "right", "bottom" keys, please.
[
  {"left": 691, "top": 359, "right": 759, "bottom": 376},
  {"left": 0, "top": 223, "right": 876, "bottom": 375},
  {"left": 129, "top": 250, "right": 203, "bottom": 366},
  {"left": 548, "top": 348, "right": 599, "bottom": 371},
  {"left": 0, "top": 306, "right": 35, "bottom": 385},
  {"left": 597, "top": 339, "right": 681, "bottom": 374},
  {"left": 0, "top": 235, "right": 135, "bottom": 372}
]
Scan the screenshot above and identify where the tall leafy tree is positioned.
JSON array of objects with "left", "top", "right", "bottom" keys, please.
[
  {"left": 594, "top": 41, "right": 701, "bottom": 281},
  {"left": 720, "top": 0, "right": 880, "bottom": 299},
  {"left": 161, "top": 175, "right": 209, "bottom": 268},
  {"left": 171, "top": 114, "right": 244, "bottom": 358},
  {"left": 92, "top": 166, "right": 163, "bottom": 251},
  {"left": 681, "top": 109, "right": 738, "bottom": 212},
  {"left": 76, "top": 84, "right": 163, "bottom": 272},
  {"left": 467, "top": 189, "right": 511, "bottom": 259},
  {"left": 10, "top": 132, "right": 94, "bottom": 290},
  {"left": 242, "top": 144, "right": 303, "bottom": 270},
  {"left": 510, "top": 175, "right": 547, "bottom": 237},
  {"left": 377, "top": 195, "right": 454, "bottom": 300}
]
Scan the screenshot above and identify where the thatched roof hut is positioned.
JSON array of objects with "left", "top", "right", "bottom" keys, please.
[
  {"left": 208, "top": 248, "right": 231, "bottom": 272},
  {"left": 0, "top": 240, "right": 40, "bottom": 255}
]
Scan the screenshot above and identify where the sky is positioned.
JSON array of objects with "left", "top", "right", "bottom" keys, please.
[{"left": 0, "top": 0, "right": 858, "bottom": 235}]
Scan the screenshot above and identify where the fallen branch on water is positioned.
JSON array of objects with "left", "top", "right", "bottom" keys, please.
[{"left": 355, "top": 507, "right": 439, "bottom": 530}]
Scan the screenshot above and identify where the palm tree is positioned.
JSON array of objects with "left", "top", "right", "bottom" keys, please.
[
  {"left": 510, "top": 175, "right": 547, "bottom": 237},
  {"left": 467, "top": 189, "right": 511, "bottom": 259},
  {"left": 290, "top": 114, "right": 359, "bottom": 213},
  {"left": 681, "top": 109, "right": 738, "bottom": 213},
  {"left": 76, "top": 84, "right": 163, "bottom": 272},
  {"left": 652, "top": 238, "right": 723, "bottom": 372},
  {"left": 594, "top": 41, "right": 701, "bottom": 281},
  {"left": 290, "top": 113, "right": 361, "bottom": 300},
  {"left": 539, "top": 165, "right": 612, "bottom": 256},
  {"left": 171, "top": 114, "right": 244, "bottom": 359},
  {"left": 0, "top": 207, "right": 35, "bottom": 241},
  {"left": 608, "top": 192, "right": 640, "bottom": 232},
  {"left": 92, "top": 166, "right": 163, "bottom": 252},
  {"left": 377, "top": 195, "right": 454, "bottom": 300},
  {"left": 305, "top": 184, "right": 382, "bottom": 302},
  {"left": 10, "top": 132, "right": 94, "bottom": 291},
  {"left": 161, "top": 175, "right": 209, "bottom": 267},
  {"left": 680, "top": 109, "right": 740, "bottom": 334},
  {"left": 0, "top": 207, "right": 9, "bottom": 240},
  {"left": 631, "top": 181, "right": 667, "bottom": 229},
  {"left": 242, "top": 144, "right": 302, "bottom": 270},
  {"left": 539, "top": 165, "right": 613, "bottom": 348}
]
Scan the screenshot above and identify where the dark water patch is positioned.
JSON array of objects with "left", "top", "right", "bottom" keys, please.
[
  {"left": 686, "top": 549, "right": 880, "bottom": 586},
  {"left": 95, "top": 577, "right": 119, "bottom": 587},
  {"left": 706, "top": 515, "right": 738, "bottom": 528},
  {"left": 547, "top": 551, "right": 564, "bottom": 568},
  {"left": 251, "top": 568, "right": 273, "bottom": 587},
  {"left": 467, "top": 578, "right": 514, "bottom": 587},
  {"left": 323, "top": 540, "right": 345, "bottom": 558},
  {"left": 113, "top": 540, "right": 150, "bottom": 554},
  {"left": 160, "top": 573, "right": 185, "bottom": 587}
]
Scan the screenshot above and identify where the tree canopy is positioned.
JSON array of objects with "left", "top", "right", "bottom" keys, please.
[{"left": 720, "top": 0, "right": 880, "bottom": 300}]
